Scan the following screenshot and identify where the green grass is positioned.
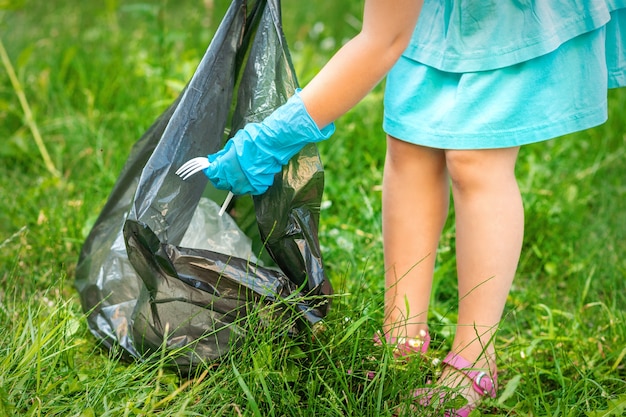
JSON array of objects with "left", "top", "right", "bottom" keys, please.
[{"left": 2, "top": 0, "right": 626, "bottom": 415}]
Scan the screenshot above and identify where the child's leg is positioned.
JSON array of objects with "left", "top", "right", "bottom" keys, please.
[
  {"left": 442, "top": 147, "right": 523, "bottom": 398},
  {"left": 382, "top": 136, "right": 449, "bottom": 339}
]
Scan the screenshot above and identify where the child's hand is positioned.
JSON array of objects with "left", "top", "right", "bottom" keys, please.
[
  {"left": 203, "top": 134, "right": 278, "bottom": 195},
  {"left": 203, "top": 89, "right": 335, "bottom": 195}
]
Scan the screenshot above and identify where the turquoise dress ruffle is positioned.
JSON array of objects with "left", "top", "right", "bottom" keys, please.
[{"left": 383, "top": 1, "right": 626, "bottom": 149}]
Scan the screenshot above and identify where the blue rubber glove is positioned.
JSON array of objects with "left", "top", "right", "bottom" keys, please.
[{"left": 204, "top": 89, "right": 335, "bottom": 195}]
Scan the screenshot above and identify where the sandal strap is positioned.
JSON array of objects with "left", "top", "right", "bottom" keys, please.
[
  {"left": 442, "top": 352, "right": 497, "bottom": 398},
  {"left": 373, "top": 331, "right": 430, "bottom": 356}
]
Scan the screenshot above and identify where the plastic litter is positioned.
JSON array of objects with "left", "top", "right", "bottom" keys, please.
[{"left": 75, "top": 0, "right": 331, "bottom": 370}]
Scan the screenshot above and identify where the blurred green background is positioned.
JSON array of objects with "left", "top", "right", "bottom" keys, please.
[{"left": 1, "top": 1, "right": 625, "bottom": 416}]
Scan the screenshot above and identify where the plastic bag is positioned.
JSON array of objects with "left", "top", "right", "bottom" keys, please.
[{"left": 75, "top": 0, "right": 331, "bottom": 369}]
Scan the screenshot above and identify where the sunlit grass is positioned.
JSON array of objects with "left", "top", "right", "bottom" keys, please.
[{"left": 1, "top": 1, "right": 625, "bottom": 415}]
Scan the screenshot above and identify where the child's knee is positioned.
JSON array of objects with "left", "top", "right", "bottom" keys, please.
[
  {"left": 445, "top": 148, "right": 518, "bottom": 191},
  {"left": 446, "top": 150, "right": 481, "bottom": 190}
]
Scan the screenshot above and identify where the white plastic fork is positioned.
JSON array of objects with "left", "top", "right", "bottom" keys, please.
[
  {"left": 175, "top": 157, "right": 234, "bottom": 216},
  {"left": 175, "top": 156, "right": 210, "bottom": 180}
]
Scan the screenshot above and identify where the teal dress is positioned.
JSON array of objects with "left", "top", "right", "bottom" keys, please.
[{"left": 383, "top": 1, "right": 626, "bottom": 149}]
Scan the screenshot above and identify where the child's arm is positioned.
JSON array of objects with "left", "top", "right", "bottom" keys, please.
[
  {"left": 189, "top": 0, "right": 424, "bottom": 195},
  {"left": 300, "top": 0, "right": 423, "bottom": 128}
]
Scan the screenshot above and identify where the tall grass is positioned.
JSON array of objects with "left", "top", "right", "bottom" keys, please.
[{"left": 1, "top": 0, "right": 625, "bottom": 415}]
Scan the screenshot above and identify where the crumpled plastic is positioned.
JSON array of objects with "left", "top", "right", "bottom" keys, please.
[{"left": 75, "top": 0, "right": 331, "bottom": 370}]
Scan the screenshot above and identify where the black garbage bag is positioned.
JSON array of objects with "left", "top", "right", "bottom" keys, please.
[{"left": 75, "top": 0, "right": 331, "bottom": 369}]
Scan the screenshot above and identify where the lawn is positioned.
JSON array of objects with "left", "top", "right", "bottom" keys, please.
[{"left": 1, "top": 1, "right": 625, "bottom": 416}]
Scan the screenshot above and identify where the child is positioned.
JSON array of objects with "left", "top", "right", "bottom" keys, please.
[{"left": 190, "top": 1, "right": 626, "bottom": 415}]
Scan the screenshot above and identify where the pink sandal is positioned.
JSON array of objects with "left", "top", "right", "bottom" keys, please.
[
  {"left": 373, "top": 331, "right": 431, "bottom": 357},
  {"left": 356, "top": 331, "right": 430, "bottom": 380},
  {"left": 413, "top": 352, "right": 497, "bottom": 417}
]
